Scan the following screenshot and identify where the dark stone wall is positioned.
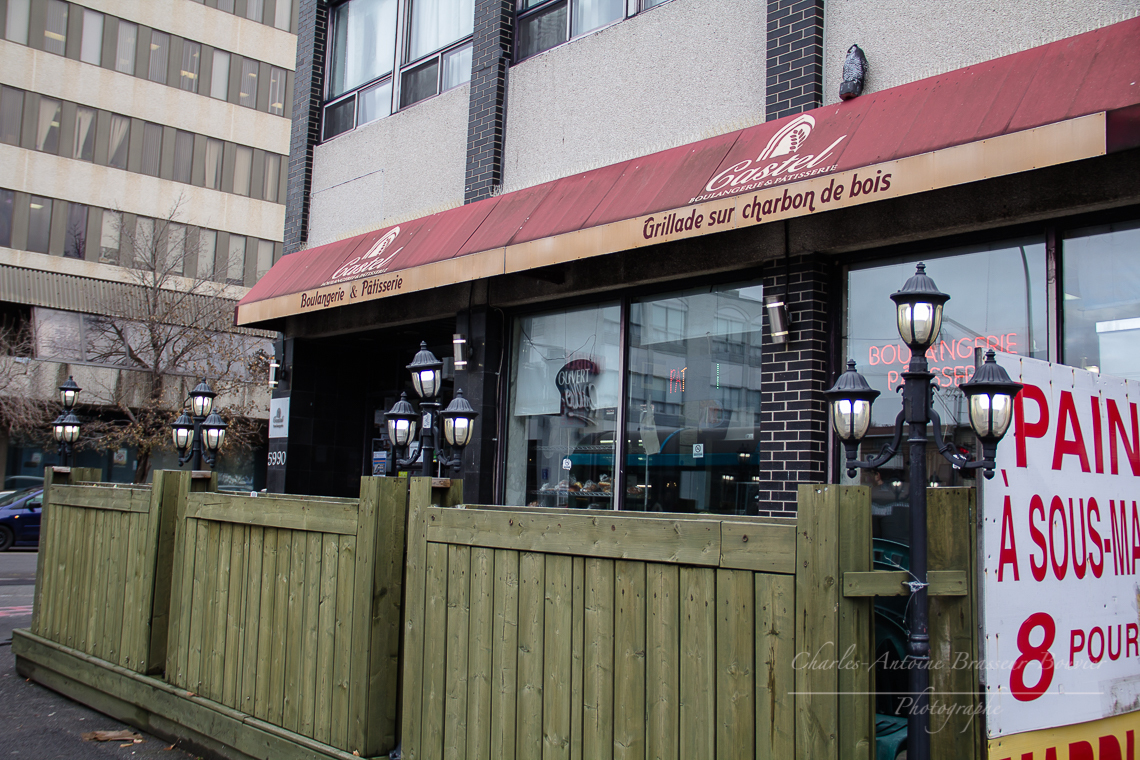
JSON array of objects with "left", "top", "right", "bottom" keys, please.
[
  {"left": 757, "top": 251, "right": 835, "bottom": 514},
  {"left": 765, "top": 0, "right": 824, "bottom": 121},
  {"left": 464, "top": 0, "right": 513, "bottom": 202},
  {"left": 284, "top": 0, "right": 328, "bottom": 254}
]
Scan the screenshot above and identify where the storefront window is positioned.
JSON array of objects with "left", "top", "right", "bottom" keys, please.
[
  {"left": 625, "top": 285, "right": 764, "bottom": 514},
  {"left": 845, "top": 238, "right": 1047, "bottom": 539},
  {"left": 1063, "top": 221, "right": 1140, "bottom": 380},
  {"left": 506, "top": 303, "right": 621, "bottom": 508}
]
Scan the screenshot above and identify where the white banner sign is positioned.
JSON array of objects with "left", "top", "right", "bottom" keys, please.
[{"left": 984, "top": 355, "right": 1140, "bottom": 737}]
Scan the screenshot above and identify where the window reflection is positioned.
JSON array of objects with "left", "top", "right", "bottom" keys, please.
[
  {"left": 625, "top": 285, "right": 764, "bottom": 514},
  {"left": 1063, "top": 221, "right": 1140, "bottom": 381},
  {"left": 506, "top": 303, "right": 621, "bottom": 508},
  {"left": 845, "top": 238, "right": 1048, "bottom": 541}
]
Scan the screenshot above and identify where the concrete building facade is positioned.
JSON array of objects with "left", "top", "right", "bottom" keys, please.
[{"left": 0, "top": 0, "right": 299, "bottom": 486}]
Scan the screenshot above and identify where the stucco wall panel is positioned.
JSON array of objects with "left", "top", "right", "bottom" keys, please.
[
  {"left": 823, "top": 0, "right": 1140, "bottom": 106},
  {"left": 307, "top": 85, "right": 469, "bottom": 247},
  {"left": 503, "top": 0, "right": 767, "bottom": 192},
  {"left": 0, "top": 44, "right": 290, "bottom": 153}
]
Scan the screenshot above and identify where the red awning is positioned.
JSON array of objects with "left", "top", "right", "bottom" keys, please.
[{"left": 238, "top": 17, "right": 1140, "bottom": 326}]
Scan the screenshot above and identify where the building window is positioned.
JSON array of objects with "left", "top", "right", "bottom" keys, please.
[
  {"left": 27, "top": 196, "right": 52, "bottom": 253},
  {"left": 516, "top": 0, "right": 623, "bottom": 62},
  {"left": 233, "top": 145, "right": 253, "bottom": 196},
  {"left": 180, "top": 42, "right": 202, "bottom": 92},
  {"left": 227, "top": 235, "right": 246, "bottom": 284},
  {"left": 173, "top": 130, "right": 194, "bottom": 183},
  {"left": 263, "top": 154, "right": 280, "bottom": 202},
  {"left": 115, "top": 21, "right": 138, "bottom": 75},
  {"left": 268, "top": 66, "right": 286, "bottom": 115},
  {"left": 505, "top": 302, "right": 622, "bottom": 508},
  {"left": 197, "top": 230, "right": 217, "bottom": 279},
  {"left": 246, "top": 0, "right": 265, "bottom": 22},
  {"left": 132, "top": 217, "right": 155, "bottom": 268},
  {"left": 204, "top": 138, "right": 224, "bottom": 189},
  {"left": 217, "top": 0, "right": 235, "bottom": 12},
  {"left": 0, "top": 86, "right": 23, "bottom": 145},
  {"left": 239, "top": 58, "right": 259, "bottom": 108},
  {"left": 275, "top": 0, "right": 292, "bottom": 30},
  {"left": 108, "top": 114, "right": 130, "bottom": 169},
  {"left": 80, "top": 10, "right": 104, "bottom": 65},
  {"left": 74, "top": 106, "right": 96, "bottom": 161},
  {"left": 1063, "top": 221, "right": 1140, "bottom": 381},
  {"left": 843, "top": 238, "right": 1048, "bottom": 526},
  {"left": 35, "top": 97, "right": 62, "bottom": 153},
  {"left": 100, "top": 211, "right": 120, "bottom": 264},
  {"left": 5, "top": 0, "right": 30, "bottom": 45},
  {"left": 165, "top": 223, "right": 185, "bottom": 275},
  {"left": 0, "top": 189, "right": 14, "bottom": 248},
  {"left": 64, "top": 203, "right": 87, "bottom": 259},
  {"left": 43, "top": 0, "right": 67, "bottom": 55},
  {"left": 323, "top": 0, "right": 472, "bottom": 139},
  {"left": 211, "top": 50, "right": 231, "bottom": 100},
  {"left": 625, "top": 285, "right": 764, "bottom": 514},
  {"left": 148, "top": 30, "right": 170, "bottom": 83},
  {"left": 141, "top": 122, "right": 163, "bottom": 176},
  {"left": 255, "top": 239, "right": 274, "bottom": 280}
]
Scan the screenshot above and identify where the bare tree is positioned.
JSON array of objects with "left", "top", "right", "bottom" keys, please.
[
  {"left": 0, "top": 316, "right": 57, "bottom": 445},
  {"left": 81, "top": 201, "right": 272, "bottom": 482}
]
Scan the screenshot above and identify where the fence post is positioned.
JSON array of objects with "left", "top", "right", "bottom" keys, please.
[
  {"left": 148, "top": 470, "right": 191, "bottom": 675},
  {"left": 796, "top": 484, "right": 874, "bottom": 760},
  {"left": 927, "top": 487, "right": 982, "bottom": 760},
  {"left": 164, "top": 470, "right": 197, "bottom": 681}
]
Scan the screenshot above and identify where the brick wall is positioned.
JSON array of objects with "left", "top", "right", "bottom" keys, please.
[
  {"left": 464, "top": 0, "right": 513, "bottom": 203},
  {"left": 284, "top": 0, "right": 328, "bottom": 254},
  {"left": 765, "top": 0, "right": 824, "bottom": 121},
  {"left": 757, "top": 252, "right": 834, "bottom": 514}
]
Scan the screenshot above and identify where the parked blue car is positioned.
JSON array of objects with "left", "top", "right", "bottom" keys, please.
[{"left": 0, "top": 488, "right": 44, "bottom": 551}]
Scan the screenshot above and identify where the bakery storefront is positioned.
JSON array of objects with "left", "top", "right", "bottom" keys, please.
[{"left": 238, "top": 20, "right": 1140, "bottom": 515}]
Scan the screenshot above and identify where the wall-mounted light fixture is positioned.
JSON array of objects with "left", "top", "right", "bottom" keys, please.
[
  {"left": 765, "top": 295, "right": 791, "bottom": 345},
  {"left": 453, "top": 334, "right": 469, "bottom": 370}
]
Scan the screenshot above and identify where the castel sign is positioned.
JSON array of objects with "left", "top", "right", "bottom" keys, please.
[
  {"left": 324, "top": 226, "right": 404, "bottom": 286},
  {"left": 692, "top": 114, "right": 847, "bottom": 203},
  {"left": 983, "top": 355, "right": 1140, "bottom": 743}
]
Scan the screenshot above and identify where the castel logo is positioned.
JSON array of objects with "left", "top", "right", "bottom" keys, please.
[
  {"left": 692, "top": 114, "right": 848, "bottom": 203},
  {"left": 323, "top": 226, "right": 404, "bottom": 286}
]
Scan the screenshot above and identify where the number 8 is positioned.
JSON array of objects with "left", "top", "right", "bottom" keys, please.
[{"left": 1011, "top": 612, "right": 1055, "bottom": 701}]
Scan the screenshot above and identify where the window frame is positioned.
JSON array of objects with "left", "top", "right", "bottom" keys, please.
[
  {"left": 514, "top": 0, "right": 631, "bottom": 63},
  {"left": 321, "top": 0, "right": 474, "bottom": 141}
]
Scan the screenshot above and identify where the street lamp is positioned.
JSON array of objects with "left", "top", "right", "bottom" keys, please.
[
  {"left": 50, "top": 377, "right": 82, "bottom": 466},
  {"left": 171, "top": 379, "right": 228, "bottom": 470},
  {"left": 824, "top": 263, "right": 1022, "bottom": 760},
  {"left": 385, "top": 342, "right": 478, "bottom": 476}
]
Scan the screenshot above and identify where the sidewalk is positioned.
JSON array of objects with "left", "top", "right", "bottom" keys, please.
[{"left": 1, "top": 550, "right": 198, "bottom": 760}]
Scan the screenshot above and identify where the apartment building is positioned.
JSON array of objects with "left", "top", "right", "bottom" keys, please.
[{"left": 0, "top": 0, "right": 299, "bottom": 487}]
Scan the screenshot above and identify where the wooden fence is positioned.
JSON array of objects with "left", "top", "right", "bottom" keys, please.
[
  {"left": 21, "top": 473, "right": 981, "bottom": 760},
  {"left": 30, "top": 467, "right": 184, "bottom": 675},
  {"left": 163, "top": 477, "right": 409, "bottom": 758},
  {"left": 398, "top": 481, "right": 881, "bottom": 760}
]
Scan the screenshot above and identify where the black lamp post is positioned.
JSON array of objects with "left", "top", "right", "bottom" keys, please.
[
  {"left": 386, "top": 342, "right": 478, "bottom": 477},
  {"left": 171, "top": 379, "right": 229, "bottom": 470},
  {"left": 824, "top": 263, "right": 1022, "bottom": 760},
  {"left": 51, "top": 376, "right": 82, "bottom": 466}
]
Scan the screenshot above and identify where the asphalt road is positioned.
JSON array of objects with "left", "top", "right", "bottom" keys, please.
[{"left": 0, "top": 550, "right": 200, "bottom": 759}]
